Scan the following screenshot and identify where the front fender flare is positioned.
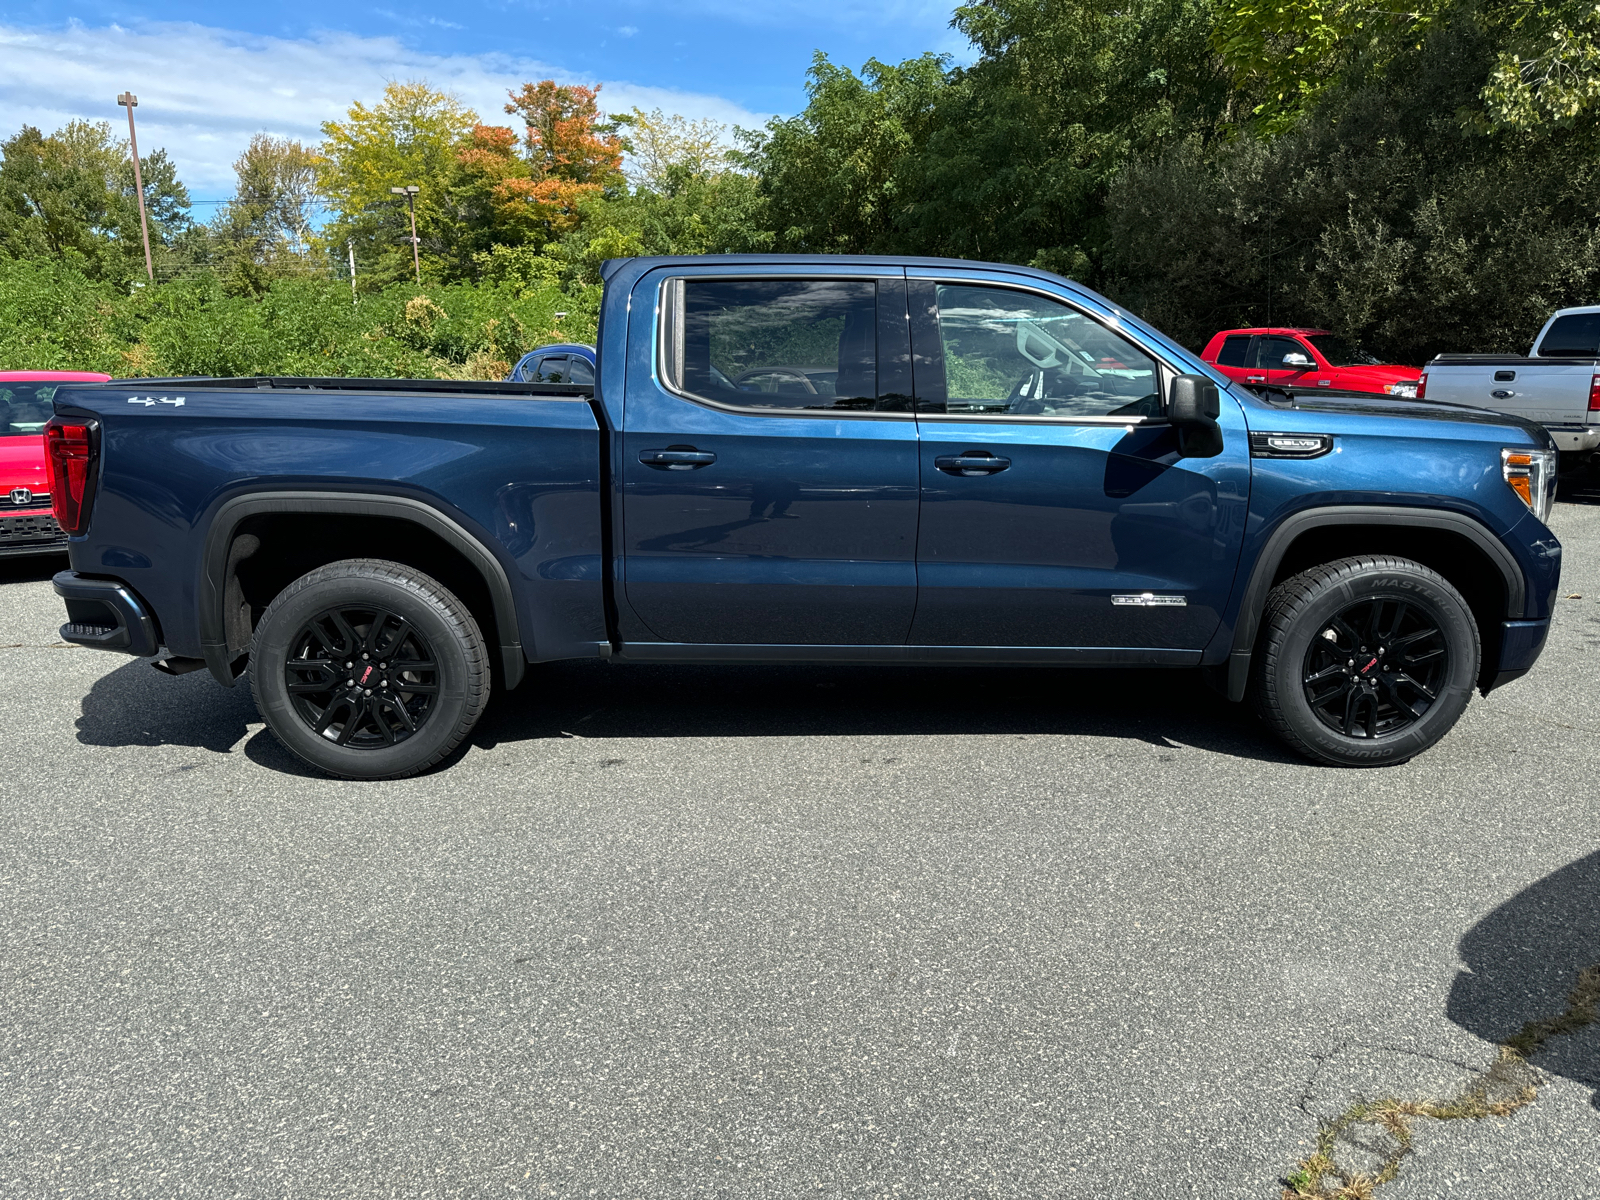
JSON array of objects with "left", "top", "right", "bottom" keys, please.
[{"left": 1210, "top": 505, "right": 1525, "bottom": 702}]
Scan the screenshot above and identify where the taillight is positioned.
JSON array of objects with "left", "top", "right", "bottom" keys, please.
[
  {"left": 45, "top": 419, "right": 97, "bottom": 535},
  {"left": 1589, "top": 373, "right": 1599, "bottom": 414},
  {"left": 1416, "top": 372, "right": 1428, "bottom": 401}
]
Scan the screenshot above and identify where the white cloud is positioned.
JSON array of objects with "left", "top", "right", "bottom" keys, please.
[{"left": 0, "top": 20, "right": 770, "bottom": 195}]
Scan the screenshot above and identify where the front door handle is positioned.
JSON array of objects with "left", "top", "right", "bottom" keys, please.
[
  {"left": 1246, "top": 374, "right": 1267, "bottom": 384},
  {"left": 935, "top": 452, "right": 1011, "bottom": 477},
  {"left": 639, "top": 447, "right": 716, "bottom": 470}
]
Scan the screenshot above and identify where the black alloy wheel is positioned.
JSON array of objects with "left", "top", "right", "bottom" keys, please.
[
  {"left": 251, "top": 559, "right": 489, "bottom": 780},
  {"left": 1301, "top": 597, "right": 1448, "bottom": 739},
  {"left": 285, "top": 605, "right": 439, "bottom": 747},
  {"left": 1252, "top": 555, "right": 1479, "bottom": 767}
]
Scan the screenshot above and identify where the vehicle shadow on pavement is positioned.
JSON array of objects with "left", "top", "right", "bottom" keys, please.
[
  {"left": 1448, "top": 849, "right": 1600, "bottom": 1107},
  {"left": 1559, "top": 473, "right": 1600, "bottom": 506},
  {"left": 74, "top": 655, "right": 258, "bottom": 755},
  {"left": 470, "top": 660, "right": 1304, "bottom": 764},
  {"left": 0, "top": 552, "right": 66, "bottom": 585}
]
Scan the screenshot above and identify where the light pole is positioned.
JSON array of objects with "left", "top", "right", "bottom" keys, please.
[
  {"left": 390, "top": 184, "right": 421, "bottom": 284},
  {"left": 347, "top": 238, "right": 358, "bottom": 306},
  {"left": 116, "top": 92, "right": 154, "bottom": 281}
]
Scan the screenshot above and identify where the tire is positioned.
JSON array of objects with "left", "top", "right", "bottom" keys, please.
[
  {"left": 1252, "top": 555, "right": 1480, "bottom": 767},
  {"left": 250, "top": 558, "right": 489, "bottom": 780}
]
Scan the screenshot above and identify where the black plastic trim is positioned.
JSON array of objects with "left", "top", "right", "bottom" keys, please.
[
  {"left": 616, "top": 643, "right": 1201, "bottom": 666},
  {"left": 103, "top": 376, "right": 593, "bottom": 399},
  {"left": 199, "top": 491, "right": 526, "bottom": 690},
  {"left": 1217, "top": 505, "right": 1526, "bottom": 702},
  {"left": 1249, "top": 431, "right": 1334, "bottom": 459},
  {"left": 52, "top": 570, "right": 160, "bottom": 656}
]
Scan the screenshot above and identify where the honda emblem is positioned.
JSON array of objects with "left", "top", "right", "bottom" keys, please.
[{"left": 9, "top": 487, "right": 31, "bottom": 505}]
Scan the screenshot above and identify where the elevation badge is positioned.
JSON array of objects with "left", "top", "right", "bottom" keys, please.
[{"left": 1111, "top": 593, "right": 1187, "bottom": 607}]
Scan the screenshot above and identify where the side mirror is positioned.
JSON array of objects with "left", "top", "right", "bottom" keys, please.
[
  {"left": 1283, "top": 352, "right": 1314, "bottom": 368},
  {"left": 1167, "top": 375, "right": 1223, "bottom": 458}
]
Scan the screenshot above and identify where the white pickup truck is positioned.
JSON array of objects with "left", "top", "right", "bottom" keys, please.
[{"left": 1421, "top": 305, "right": 1600, "bottom": 471}]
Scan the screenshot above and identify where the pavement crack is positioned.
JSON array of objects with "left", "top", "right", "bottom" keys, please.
[{"left": 1282, "top": 963, "right": 1600, "bottom": 1198}]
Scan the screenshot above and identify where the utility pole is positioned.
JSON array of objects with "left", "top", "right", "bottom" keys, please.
[
  {"left": 117, "top": 92, "right": 154, "bottom": 281},
  {"left": 347, "top": 239, "right": 358, "bottom": 306},
  {"left": 391, "top": 184, "right": 421, "bottom": 284}
]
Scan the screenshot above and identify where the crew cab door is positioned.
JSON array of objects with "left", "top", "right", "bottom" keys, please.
[
  {"left": 619, "top": 268, "right": 920, "bottom": 645},
  {"left": 905, "top": 271, "right": 1250, "bottom": 650}
]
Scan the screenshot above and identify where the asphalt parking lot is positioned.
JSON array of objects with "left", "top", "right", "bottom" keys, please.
[{"left": 3, "top": 485, "right": 1599, "bottom": 1199}]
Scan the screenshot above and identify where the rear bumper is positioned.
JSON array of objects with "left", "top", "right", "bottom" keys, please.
[
  {"left": 52, "top": 571, "right": 161, "bottom": 657},
  {"left": 1482, "top": 617, "right": 1550, "bottom": 694},
  {"left": 0, "top": 510, "right": 67, "bottom": 558},
  {"left": 1547, "top": 426, "right": 1600, "bottom": 454}
]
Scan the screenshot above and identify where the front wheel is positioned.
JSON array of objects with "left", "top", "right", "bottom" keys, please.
[
  {"left": 250, "top": 559, "right": 489, "bottom": 779},
  {"left": 1252, "top": 555, "right": 1480, "bottom": 767}
]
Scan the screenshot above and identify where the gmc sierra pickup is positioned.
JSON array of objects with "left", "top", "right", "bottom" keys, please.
[{"left": 46, "top": 255, "right": 1562, "bottom": 778}]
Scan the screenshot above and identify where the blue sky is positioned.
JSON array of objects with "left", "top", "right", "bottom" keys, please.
[{"left": 0, "top": 1, "right": 970, "bottom": 199}]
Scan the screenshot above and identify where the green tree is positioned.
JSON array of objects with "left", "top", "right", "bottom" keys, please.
[
  {"left": 318, "top": 81, "right": 480, "bottom": 287},
  {"left": 212, "top": 134, "right": 321, "bottom": 294},
  {"left": 0, "top": 119, "right": 193, "bottom": 285},
  {"left": 741, "top": 52, "right": 950, "bottom": 254}
]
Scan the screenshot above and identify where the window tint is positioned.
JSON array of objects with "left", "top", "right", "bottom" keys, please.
[
  {"left": 928, "top": 284, "right": 1161, "bottom": 418},
  {"left": 1537, "top": 313, "right": 1600, "bottom": 357},
  {"left": 0, "top": 384, "right": 56, "bottom": 437},
  {"left": 1217, "top": 335, "right": 1252, "bottom": 367},
  {"left": 567, "top": 356, "right": 594, "bottom": 385},
  {"left": 1305, "top": 334, "right": 1379, "bottom": 367},
  {"left": 664, "top": 278, "right": 884, "bottom": 411},
  {"left": 533, "top": 355, "right": 570, "bottom": 382},
  {"left": 1257, "top": 336, "right": 1310, "bottom": 370}
]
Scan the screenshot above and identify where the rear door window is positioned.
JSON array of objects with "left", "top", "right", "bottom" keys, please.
[
  {"left": 567, "top": 356, "right": 594, "bottom": 385},
  {"left": 1216, "top": 335, "right": 1252, "bottom": 367},
  {"left": 660, "top": 278, "right": 896, "bottom": 411},
  {"left": 1537, "top": 313, "right": 1600, "bottom": 356}
]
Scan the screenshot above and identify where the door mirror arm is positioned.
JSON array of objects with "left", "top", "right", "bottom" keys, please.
[{"left": 1167, "top": 375, "right": 1224, "bottom": 458}]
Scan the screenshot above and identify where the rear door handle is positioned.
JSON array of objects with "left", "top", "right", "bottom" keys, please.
[
  {"left": 639, "top": 447, "right": 716, "bottom": 470},
  {"left": 935, "top": 452, "right": 1011, "bottom": 476}
]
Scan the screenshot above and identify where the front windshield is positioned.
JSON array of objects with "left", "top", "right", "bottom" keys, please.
[
  {"left": 0, "top": 384, "right": 56, "bottom": 437},
  {"left": 1306, "top": 334, "right": 1381, "bottom": 367}
]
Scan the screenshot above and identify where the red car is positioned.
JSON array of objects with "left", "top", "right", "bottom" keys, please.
[
  {"left": 1200, "top": 327, "right": 1421, "bottom": 398},
  {"left": 1, "top": 371, "right": 111, "bottom": 559}
]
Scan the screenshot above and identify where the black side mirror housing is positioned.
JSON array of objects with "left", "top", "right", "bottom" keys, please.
[{"left": 1167, "top": 375, "right": 1223, "bottom": 458}]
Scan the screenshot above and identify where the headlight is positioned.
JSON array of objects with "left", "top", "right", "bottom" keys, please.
[
  {"left": 1502, "top": 447, "right": 1557, "bottom": 522},
  {"left": 1386, "top": 381, "right": 1418, "bottom": 398}
]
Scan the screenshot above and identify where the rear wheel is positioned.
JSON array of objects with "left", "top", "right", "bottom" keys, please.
[
  {"left": 250, "top": 559, "right": 489, "bottom": 779},
  {"left": 1253, "top": 555, "right": 1480, "bottom": 767}
]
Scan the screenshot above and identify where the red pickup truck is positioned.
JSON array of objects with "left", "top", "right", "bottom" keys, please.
[
  {"left": 2, "top": 371, "right": 110, "bottom": 558},
  {"left": 1201, "top": 327, "right": 1420, "bottom": 398}
]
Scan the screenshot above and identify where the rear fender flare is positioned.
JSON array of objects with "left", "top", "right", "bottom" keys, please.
[
  {"left": 1214, "top": 505, "right": 1524, "bottom": 701},
  {"left": 199, "top": 491, "right": 525, "bottom": 689}
]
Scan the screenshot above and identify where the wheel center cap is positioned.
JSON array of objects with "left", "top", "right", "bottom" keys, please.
[
  {"left": 1359, "top": 656, "right": 1379, "bottom": 675},
  {"left": 358, "top": 664, "right": 375, "bottom": 686}
]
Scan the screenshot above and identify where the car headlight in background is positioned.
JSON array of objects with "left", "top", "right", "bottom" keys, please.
[
  {"left": 1386, "top": 381, "right": 1419, "bottom": 398},
  {"left": 1502, "top": 447, "right": 1557, "bottom": 522}
]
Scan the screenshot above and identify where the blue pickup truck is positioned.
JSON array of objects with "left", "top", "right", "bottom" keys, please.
[{"left": 44, "top": 255, "right": 1561, "bottom": 778}]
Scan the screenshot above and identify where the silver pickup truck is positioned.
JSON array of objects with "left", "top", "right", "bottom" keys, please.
[{"left": 1421, "top": 305, "right": 1600, "bottom": 471}]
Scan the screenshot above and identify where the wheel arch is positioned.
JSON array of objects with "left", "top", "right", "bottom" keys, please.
[
  {"left": 1217, "top": 506, "right": 1524, "bottom": 701},
  {"left": 199, "top": 491, "right": 525, "bottom": 690}
]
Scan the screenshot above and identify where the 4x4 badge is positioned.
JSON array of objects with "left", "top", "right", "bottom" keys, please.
[{"left": 126, "top": 396, "right": 186, "bottom": 406}]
